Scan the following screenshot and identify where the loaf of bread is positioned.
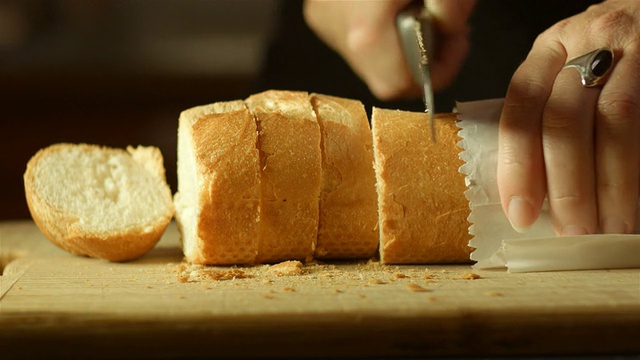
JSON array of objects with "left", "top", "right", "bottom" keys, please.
[
  {"left": 245, "top": 90, "right": 322, "bottom": 263},
  {"left": 371, "top": 108, "right": 471, "bottom": 264},
  {"left": 174, "top": 101, "right": 261, "bottom": 265},
  {"left": 310, "top": 93, "right": 378, "bottom": 259},
  {"left": 24, "top": 143, "right": 174, "bottom": 262}
]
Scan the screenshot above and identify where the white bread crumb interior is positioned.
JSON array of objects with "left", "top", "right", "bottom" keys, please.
[{"left": 24, "top": 144, "right": 174, "bottom": 261}]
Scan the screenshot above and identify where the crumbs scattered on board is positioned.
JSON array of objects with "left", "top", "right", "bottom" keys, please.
[
  {"left": 171, "top": 259, "right": 490, "bottom": 298},
  {"left": 203, "top": 269, "right": 251, "bottom": 281},
  {"left": 175, "top": 264, "right": 250, "bottom": 283}
]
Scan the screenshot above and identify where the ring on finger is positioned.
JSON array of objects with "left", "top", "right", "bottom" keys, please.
[{"left": 563, "top": 48, "right": 614, "bottom": 87}]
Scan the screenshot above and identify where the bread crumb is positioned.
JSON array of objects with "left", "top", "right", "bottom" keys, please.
[
  {"left": 262, "top": 295, "right": 275, "bottom": 300},
  {"left": 283, "top": 287, "right": 296, "bottom": 292},
  {"left": 394, "top": 273, "right": 407, "bottom": 279},
  {"left": 423, "top": 273, "right": 437, "bottom": 280},
  {"left": 145, "top": 285, "right": 153, "bottom": 289},
  {"left": 175, "top": 264, "right": 190, "bottom": 283},
  {"left": 262, "top": 279, "right": 273, "bottom": 285},
  {"left": 268, "top": 261, "right": 304, "bottom": 276},
  {"left": 333, "top": 289, "right": 344, "bottom": 294},
  {"left": 369, "top": 279, "right": 387, "bottom": 285},
  {"left": 426, "top": 296, "right": 436, "bottom": 302},
  {"left": 202, "top": 269, "right": 251, "bottom": 281},
  {"left": 407, "top": 283, "right": 431, "bottom": 292},
  {"left": 460, "top": 272, "right": 481, "bottom": 280},
  {"left": 484, "top": 291, "right": 503, "bottom": 297}
]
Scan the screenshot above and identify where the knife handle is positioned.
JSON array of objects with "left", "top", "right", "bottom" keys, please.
[{"left": 396, "top": 6, "right": 436, "bottom": 87}]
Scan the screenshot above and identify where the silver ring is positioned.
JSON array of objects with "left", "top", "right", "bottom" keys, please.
[{"left": 563, "top": 48, "right": 614, "bottom": 87}]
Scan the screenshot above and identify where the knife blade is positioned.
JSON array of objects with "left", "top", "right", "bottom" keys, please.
[{"left": 396, "top": 3, "right": 436, "bottom": 142}]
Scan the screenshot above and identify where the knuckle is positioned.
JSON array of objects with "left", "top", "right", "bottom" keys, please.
[
  {"left": 369, "top": 83, "right": 404, "bottom": 101},
  {"left": 505, "top": 69, "right": 550, "bottom": 116},
  {"left": 345, "top": 24, "right": 378, "bottom": 54},
  {"left": 588, "top": 8, "right": 634, "bottom": 36},
  {"left": 596, "top": 179, "right": 624, "bottom": 194},
  {"left": 509, "top": 71, "right": 548, "bottom": 101},
  {"left": 548, "top": 192, "right": 586, "bottom": 209},
  {"left": 542, "top": 107, "right": 580, "bottom": 135},
  {"left": 504, "top": 40, "right": 565, "bottom": 120},
  {"left": 598, "top": 93, "right": 640, "bottom": 128}
]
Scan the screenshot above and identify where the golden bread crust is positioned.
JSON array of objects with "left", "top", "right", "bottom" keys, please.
[
  {"left": 371, "top": 109, "right": 471, "bottom": 264},
  {"left": 191, "top": 109, "right": 261, "bottom": 265},
  {"left": 246, "top": 90, "right": 322, "bottom": 263},
  {"left": 311, "top": 93, "right": 379, "bottom": 259}
]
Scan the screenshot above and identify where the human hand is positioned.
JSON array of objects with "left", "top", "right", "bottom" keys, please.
[
  {"left": 303, "top": 0, "right": 476, "bottom": 100},
  {"left": 498, "top": 0, "right": 640, "bottom": 235}
]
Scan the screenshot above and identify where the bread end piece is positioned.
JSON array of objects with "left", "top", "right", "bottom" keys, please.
[
  {"left": 371, "top": 108, "right": 471, "bottom": 264},
  {"left": 24, "top": 143, "right": 174, "bottom": 262}
]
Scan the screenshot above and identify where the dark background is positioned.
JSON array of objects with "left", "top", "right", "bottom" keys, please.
[{"left": 0, "top": 0, "right": 599, "bottom": 219}]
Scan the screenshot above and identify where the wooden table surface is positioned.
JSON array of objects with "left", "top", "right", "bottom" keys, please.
[{"left": 1, "top": 220, "right": 639, "bottom": 358}]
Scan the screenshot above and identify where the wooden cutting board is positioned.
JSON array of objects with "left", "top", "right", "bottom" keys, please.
[{"left": 1, "top": 220, "right": 639, "bottom": 358}]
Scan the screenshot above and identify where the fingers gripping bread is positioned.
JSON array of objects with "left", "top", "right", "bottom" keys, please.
[
  {"left": 310, "top": 94, "right": 378, "bottom": 259},
  {"left": 371, "top": 108, "right": 471, "bottom": 264},
  {"left": 245, "top": 90, "right": 322, "bottom": 263},
  {"left": 175, "top": 101, "right": 261, "bottom": 265},
  {"left": 24, "top": 143, "right": 174, "bottom": 262}
]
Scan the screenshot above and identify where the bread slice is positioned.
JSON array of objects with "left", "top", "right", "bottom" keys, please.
[
  {"left": 309, "top": 94, "right": 378, "bottom": 259},
  {"left": 23, "top": 143, "right": 174, "bottom": 262},
  {"left": 371, "top": 108, "right": 471, "bottom": 264},
  {"left": 245, "top": 90, "right": 322, "bottom": 263},
  {"left": 174, "top": 101, "right": 261, "bottom": 265}
]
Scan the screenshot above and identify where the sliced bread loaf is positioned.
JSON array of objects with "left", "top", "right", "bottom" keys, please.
[
  {"left": 24, "top": 143, "right": 174, "bottom": 262},
  {"left": 371, "top": 109, "right": 471, "bottom": 264}
]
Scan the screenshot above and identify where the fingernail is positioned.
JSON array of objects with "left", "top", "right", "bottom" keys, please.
[
  {"left": 601, "top": 217, "right": 628, "bottom": 234},
  {"left": 508, "top": 197, "right": 534, "bottom": 233},
  {"left": 561, "top": 225, "right": 588, "bottom": 236}
]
